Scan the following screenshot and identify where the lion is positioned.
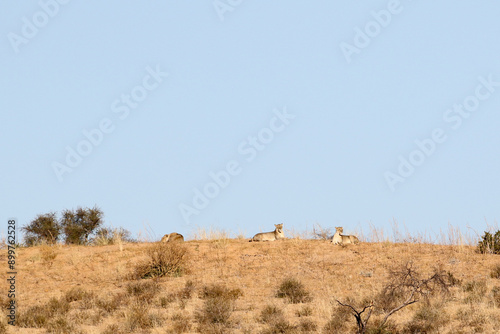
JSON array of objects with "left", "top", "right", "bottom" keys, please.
[
  {"left": 161, "top": 232, "right": 184, "bottom": 243},
  {"left": 331, "top": 227, "right": 359, "bottom": 245},
  {"left": 250, "top": 224, "right": 285, "bottom": 242}
]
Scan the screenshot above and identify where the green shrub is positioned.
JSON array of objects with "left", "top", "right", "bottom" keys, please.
[
  {"left": 275, "top": 278, "right": 312, "bottom": 304},
  {"left": 477, "top": 230, "right": 500, "bottom": 254},
  {"left": 60, "top": 206, "right": 104, "bottom": 245},
  {"left": 22, "top": 212, "right": 61, "bottom": 246}
]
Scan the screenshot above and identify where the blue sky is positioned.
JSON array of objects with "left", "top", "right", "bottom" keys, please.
[{"left": 2, "top": 1, "right": 500, "bottom": 242}]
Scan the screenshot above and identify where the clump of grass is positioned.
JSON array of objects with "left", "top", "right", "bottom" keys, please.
[
  {"left": 134, "top": 242, "right": 190, "bottom": 279},
  {"left": 403, "top": 303, "right": 449, "bottom": 333},
  {"left": 18, "top": 297, "right": 70, "bottom": 329},
  {"left": 463, "top": 280, "right": 487, "bottom": 304},
  {"left": 196, "top": 284, "right": 242, "bottom": 332},
  {"left": 298, "top": 319, "right": 317, "bottom": 332},
  {"left": 261, "top": 318, "right": 299, "bottom": 334},
  {"left": 40, "top": 245, "right": 58, "bottom": 267},
  {"left": 101, "top": 324, "right": 126, "bottom": 334},
  {"left": 125, "top": 301, "right": 164, "bottom": 331},
  {"left": 456, "top": 307, "right": 487, "bottom": 332},
  {"left": 45, "top": 316, "right": 74, "bottom": 334},
  {"left": 323, "top": 304, "right": 352, "bottom": 334},
  {"left": 96, "top": 293, "right": 126, "bottom": 314},
  {"left": 296, "top": 305, "right": 313, "bottom": 317},
  {"left": 178, "top": 280, "right": 196, "bottom": 300},
  {"left": 170, "top": 313, "right": 192, "bottom": 333},
  {"left": 259, "top": 305, "right": 284, "bottom": 324},
  {"left": 275, "top": 278, "right": 312, "bottom": 304},
  {"left": 490, "top": 265, "right": 500, "bottom": 279},
  {"left": 126, "top": 280, "right": 160, "bottom": 303},
  {"left": 491, "top": 286, "right": 500, "bottom": 307}
]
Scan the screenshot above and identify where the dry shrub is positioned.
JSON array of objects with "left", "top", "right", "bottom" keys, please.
[
  {"left": 298, "top": 319, "right": 317, "bottom": 332},
  {"left": 276, "top": 278, "right": 312, "bottom": 304},
  {"left": 125, "top": 301, "right": 164, "bottom": 331},
  {"left": 260, "top": 305, "right": 284, "bottom": 324},
  {"left": 323, "top": 303, "right": 353, "bottom": 334},
  {"left": 134, "top": 242, "right": 190, "bottom": 279},
  {"left": 456, "top": 307, "right": 487, "bottom": 332},
  {"left": 463, "top": 280, "right": 487, "bottom": 304},
  {"left": 101, "top": 324, "right": 127, "bottom": 334},
  {"left": 45, "top": 316, "right": 74, "bottom": 334},
  {"left": 261, "top": 318, "right": 299, "bottom": 334},
  {"left": 491, "top": 286, "right": 500, "bottom": 307},
  {"left": 169, "top": 313, "right": 192, "bottom": 333},
  {"left": 96, "top": 293, "right": 126, "bottom": 314},
  {"left": 18, "top": 297, "right": 70, "bottom": 329},
  {"left": 296, "top": 305, "right": 313, "bottom": 317},
  {"left": 491, "top": 265, "right": 500, "bottom": 279},
  {"left": 196, "top": 284, "right": 242, "bottom": 332},
  {"left": 179, "top": 280, "right": 196, "bottom": 299},
  {"left": 40, "top": 245, "right": 58, "bottom": 267},
  {"left": 126, "top": 280, "right": 160, "bottom": 303},
  {"left": 403, "top": 303, "right": 449, "bottom": 333}
]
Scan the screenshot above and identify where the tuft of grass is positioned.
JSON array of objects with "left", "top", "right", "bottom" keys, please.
[
  {"left": 403, "top": 303, "right": 449, "bottom": 333},
  {"left": 196, "top": 284, "right": 242, "bottom": 330},
  {"left": 18, "top": 297, "right": 70, "bottom": 329},
  {"left": 463, "top": 280, "right": 487, "bottom": 304},
  {"left": 323, "top": 304, "right": 352, "bottom": 334},
  {"left": 45, "top": 316, "right": 74, "bottom": 334},
  {"left": 259, "top": 305, "right": 284, "bottom": 324},
  {"left": 134, "top": 242, "right": 190, "bottom": 279},
  {"left": 40, "top": 245, "right": 58, "bottom": 267},
  {"left": 298, "top": 318, "right": 317, "bottom": 332},
  {"left": 125, "top": 301, "right": 164, "bottom": 331},
  {"left": 169, "top": 313, "right": 192, "bottom": 333},
  {"left": 296, "top": 305, "right": 313, "bottom": 317},
  {"left": 491, "top": 264, "right": 500, "bottom": 279},
  {"left": 491, "top": 286, "right": 500, "bottom": 307},
  {"left": 275, "top": 278, "right": 312, "bottom": 304},
  {"left": 261, "top": 318, "right": 299, "bottom": 334},
  {"left": 126, "top": 280, "right": 160, "bottom": 303}
]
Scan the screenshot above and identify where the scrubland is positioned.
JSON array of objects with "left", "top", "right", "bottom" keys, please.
[{"left": 2, "top": 232, "right": 500, "bottom": 333}]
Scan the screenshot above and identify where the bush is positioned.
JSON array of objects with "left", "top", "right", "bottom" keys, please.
[
  {"left": 477, "top": 230, "right": 500, "bottom": 254},
  {"left": 491, "top": 265, "right": 500, "bottom": 279},
  {"left": 22, "top": 212, "right": 61, "bottom": 246},
  {"left": 463, "top": 280, "right": 487, "bottom": 304},
  {"left": 61, "top": 206, "right": 104, "bottom": 245},
  {"left": 196, "top": 284, "right": 242, "bottom": 330},
  {"left": 126, "top": 280, "right": 160, "bottom": 303},
  {"left": 260, "top": 305, "right": 284, "bottom": 324},
  {"left": 93, "top": 227, "right": 134, "bottom": 245},
  {"left": 18, "top": 297, "right": 70, "bottom": 329},
  {"left": 134, "top": 242, "right": 190, "bottom": 279},
  {"left": 403, "top": 303, "right": 448, "bottom": 333},
  {"left": 275, "top": 278, "right": 312, "bottom": 304}
]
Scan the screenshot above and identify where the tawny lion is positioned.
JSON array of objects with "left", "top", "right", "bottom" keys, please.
[
  {"left": 161, "top": 232, "right": 184, "bottom": 243},
  {"left": 250, "top": 224, "right": 285, "bottom": 242},
  {"left": 331, "top": 227, "right": 359, "bottom": 245}
]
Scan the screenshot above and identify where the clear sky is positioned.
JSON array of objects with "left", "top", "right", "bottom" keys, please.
[{"left": 2, "top": 1, "right": 500, "bottom": 242}]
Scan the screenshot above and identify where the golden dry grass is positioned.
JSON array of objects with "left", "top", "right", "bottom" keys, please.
[{"left": 2, "top": 238, "right": 500, "bottom": 333}]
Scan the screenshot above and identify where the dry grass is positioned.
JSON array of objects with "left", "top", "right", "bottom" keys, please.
[{"left": 4, "top": 235, "right": 500, "bottom": 333}]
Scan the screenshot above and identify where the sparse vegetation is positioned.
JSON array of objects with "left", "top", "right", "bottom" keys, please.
[
  {"left": 477, "top": 229, "right": 500, "bottom": 254},
  {"left": 9, "top": 225, "right": 500, "bottom": 333},
  {"left": 134, "top": 242, "right": 190, "bottom": 279},
  {"left": 276, "top": 278, "right": 312, "bottom": 304}
]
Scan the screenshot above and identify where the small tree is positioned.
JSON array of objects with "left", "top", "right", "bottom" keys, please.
[
  {"left": 477, "top": 230, "right": 500, "bottom": 254},
  {"left": 61, "top": 206, "right": 104, "bottom": 245},
  {"left": 22, "top": 212, "right": 61, "bottom": 246}
]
